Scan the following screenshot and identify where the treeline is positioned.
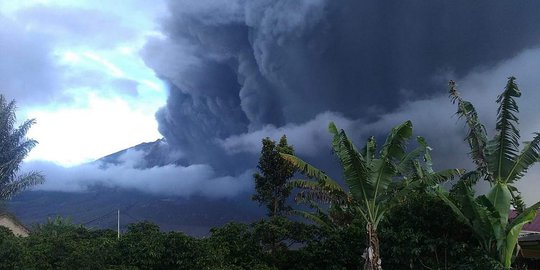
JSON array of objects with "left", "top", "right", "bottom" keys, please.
[{"left": 0, "top": 193, "right": 503, "bottom": 270}]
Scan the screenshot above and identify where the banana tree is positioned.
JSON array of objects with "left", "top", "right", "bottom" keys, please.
[
  {"left": 282, "top": 121, "right": 459, "bottom": 270},
  {"left": 437, "top": 77, "right": 540, "bottom": 268},
  {"left": 437, "top": 182, "right": 539, "bottom": 268}
]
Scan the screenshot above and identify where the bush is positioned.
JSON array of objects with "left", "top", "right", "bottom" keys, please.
[
  {"left": 0, "top": 226, "right": 24, "bottom": 269},
  {"left": 379, "top": 192, "right": 502, "bottom": 269}
]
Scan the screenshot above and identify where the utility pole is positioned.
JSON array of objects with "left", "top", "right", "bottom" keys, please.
[{"left": 117, "top": 209, "right": 120, "bottom": 239}]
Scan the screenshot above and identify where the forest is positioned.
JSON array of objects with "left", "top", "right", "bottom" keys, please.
[{"left": 1, "top": 78, "right": 540, "bottom": 270}]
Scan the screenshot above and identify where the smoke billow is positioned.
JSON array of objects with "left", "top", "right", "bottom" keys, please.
[{"left": 142, "top": 0, "right": 540, "bottom": 178}]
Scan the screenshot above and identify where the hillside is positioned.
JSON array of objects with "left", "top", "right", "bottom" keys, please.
[{"left": 9, "top": 140, "right": 264, "bottom": 236}]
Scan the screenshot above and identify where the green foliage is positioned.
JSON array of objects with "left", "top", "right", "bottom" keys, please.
[
  {"left": 442, "top": 77, "right": 540, "bottom": 268},
  {"left": 286, "top": 121, "right": 457, "bottom": 231},
  {"left": 253, "top": 135, "right": 296, "bottom": 217},
  {"left": 209, "top": 222, "right": 269, "bottom": 269},
  {"left": 380, "top": 191, "right": 502, "bottom": 269},
  {"left": 117, "top": 222, "right": 166, "bottom": 269},
  {"left": 161, "top": 231, "right": 226, "bottom": 269},
  {"left": 0, "top": 95, "right": 44, "bottom": 200},
  {"left": 0, "top": 213, "right": 512, "bottom": 270},
  {"left": 436, "top": 183, "right": 539, "bottom": 269},
  {"left": 252, "top": 216, "right": 320, "bottom": 269},
  {"left": 253, "top": 217, "right": 319, "bottom": 250},
  {"left": 282, "top": 121, "right": 459, "bottom": 269},
  {"left": 22, "top": 218, "right": 118, "bottom": 270},
  {"left": 251, "top": 136, "right": 304, "bottom": 267},
  {"left": 300, "top": 220, "right": 365, "bottom": 270},
  {"left": 449, "top": 80, "right": 489, "bottom": 178},
  {"left": 0, "top": 226, "right": 24, "bottom": 269}
]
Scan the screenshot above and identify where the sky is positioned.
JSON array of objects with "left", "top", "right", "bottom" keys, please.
[
  {"left": 0, "top": 0, "right": 167, "bottom": 166},
  {"left": 4, "top": 1, "right": 540, "bottom": 202}
]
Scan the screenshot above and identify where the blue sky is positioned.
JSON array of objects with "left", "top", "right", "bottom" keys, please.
[{"left": 1, "top": 0, "right": 167, "bottom": 166}]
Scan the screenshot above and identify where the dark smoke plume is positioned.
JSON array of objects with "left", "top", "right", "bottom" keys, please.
[{"left": 143, "top": 0, "right": 540, "bottom": 174}]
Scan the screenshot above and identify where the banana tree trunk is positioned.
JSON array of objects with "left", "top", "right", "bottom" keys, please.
[{"left": 363, "top": 222, "right": 382, "bottom": 270}]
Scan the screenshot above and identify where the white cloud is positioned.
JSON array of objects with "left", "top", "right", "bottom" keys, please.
[
  {"left": 220, "top": 111, "right": 358, "bottom": 157},
  {"left": 25, "top": 94, "right": 162, "bottom": 166},
  {"left": 23, "top": 149, "right": 252, "bottom": 198}
]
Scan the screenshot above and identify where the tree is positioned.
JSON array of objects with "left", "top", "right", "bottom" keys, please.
[
  {"left": 436, "top": 77, "right": 540, "bottom": 269},
  {"left": 161, "top": 231, "right": 225, "bottom": 270},
  {"left": 0, "top": 226, "right": 24, "bottom": 269},
  {"left": 23, "top": 217, "right": 118, "bottom": 270},
  {"left": 117, "top": 222, "right": 165, "bottom": 269},
  {"left": 380, "top": 191, "right": 501, "bottom": 269},
  {"left": 0, "top": 95, "right": 44, "bottom": 200},
  {"left": 282, "top": 121, "right": 459, "bottom": 270},
  {"left": 252, "top": 135, "right": 295, "bottom": 217},
  {"left": 300, "top": 219, "right": 365, "bottom": 270},
  {"left": 209, "top": 222, "right": 271, "bottom": 269}
]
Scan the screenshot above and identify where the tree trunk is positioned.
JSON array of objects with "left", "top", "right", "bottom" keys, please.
[{"left": 363, "top": 222, "right": 382, "bottom": 270}]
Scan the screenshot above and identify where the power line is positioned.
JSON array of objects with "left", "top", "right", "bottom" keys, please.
[
  {"left": 123, "top": 211, "right": 142, "bottom": 223},
  {"left": 82, "top": 209, "right": 117, "bottom": 226}
]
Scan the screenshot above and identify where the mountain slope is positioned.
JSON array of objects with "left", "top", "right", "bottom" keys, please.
[{"left": 9, "top": 140, "right": 264, "bottom": 236}]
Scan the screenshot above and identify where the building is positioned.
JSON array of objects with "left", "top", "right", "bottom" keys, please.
[
  {"left": 0, "top": 211, "right": 30, "bottom": 237},
  {"left": 513, "top": 210, "right": 540, "bottom": 269}
]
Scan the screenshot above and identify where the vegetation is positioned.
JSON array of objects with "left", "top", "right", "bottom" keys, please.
[
  {"left": 252, "top": 135, "right": 296, "bottom": 217},
  {"left": 0, "top": 95, "right": 44, "bottom": 200},
  {"left": 281, "top": 121, "right": 459, "bottom": 269},
  {"left": 251, "top": 136, "right": 326, "bottom": 268},
  {"left": 435, "top": 78, "right": 540, "bottom": 268},
  {"left": 1, "top": 77, "right": 538, "bottom": 269},
  {"left": 0, "top": 200, "right": 503, "bottom": 270},
  {"left": 379, "top": 191, "right": 503, "bottom": 269}
]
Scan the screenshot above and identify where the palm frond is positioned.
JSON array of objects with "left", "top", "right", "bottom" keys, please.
[
  {"left": 295, "top": 190, "right": 342, "bottom": 204},
  {"left": 13, "top": 119, "right": 36, "bottom": 141},
  {"left": 290, "top": 209, "right": 336, "bottom": 229},
  {"left": 370, "top": 121, "right": 413, "bottom": 202},
  {"left": 280, "top": 154, "right": 339, "bottom": 188},
  {"left": 380, "top": 120, "right": 413, "bottom": 162},
  {"left": 448, "top": 80, "right": 489, "bottom": 176},
  {"left": 395, "top": 137, "right": 428, "bottom": 177},
  {"left": 361, "top": 136, "right": 377, "bottom": 163},
  {"left": 442, "top": 185, "right": 501, "bottom": 250},
  {"left": 487, "top": 76, "right": 521, "bottom": 181},
  {"left": 467, "top": 195, "right": 500, "bottom": 249},
  {"left": 508, "top": 201, "right": 540, "bottom": 231},
  {"left": 0, "top": 98, "right": 17, "bottom": 140},
  {"left": 450, "top": 170, "right": 483, "bottom": 194},
  {"left": 0, "top": 171, "right": 44, "bottom": 199},
  {"left": 0, "top": 95, "right": 43, "bottom": 200},
  {"left": 369, "top": 159, "right": 396, "bottom": 199},
  {"left": 507, "top": 184, "right": 526, "bottom": 213},
  {"left": 449, "top": 181, "right": 483, "bottom": 222},
  {"left": 282, "top": 155, "right": 349, "bottom": 206},
  {"left": 417, "top": 136, "right": 434, "bottom": 173},
  {"left": 328, "top": 123, "right": 373, "bottom": 205},
  {"left": 289, "top": 178, "right": 347, "bottom": 204},
  {"left": 419, "top": 168, "right": 463, "bottom": 186},
  {"left": 506, "top": 132, "right": 540, "bottom": 184},
  {"left": 504, "top": 201, "right": 540, "bottom": 268}
]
